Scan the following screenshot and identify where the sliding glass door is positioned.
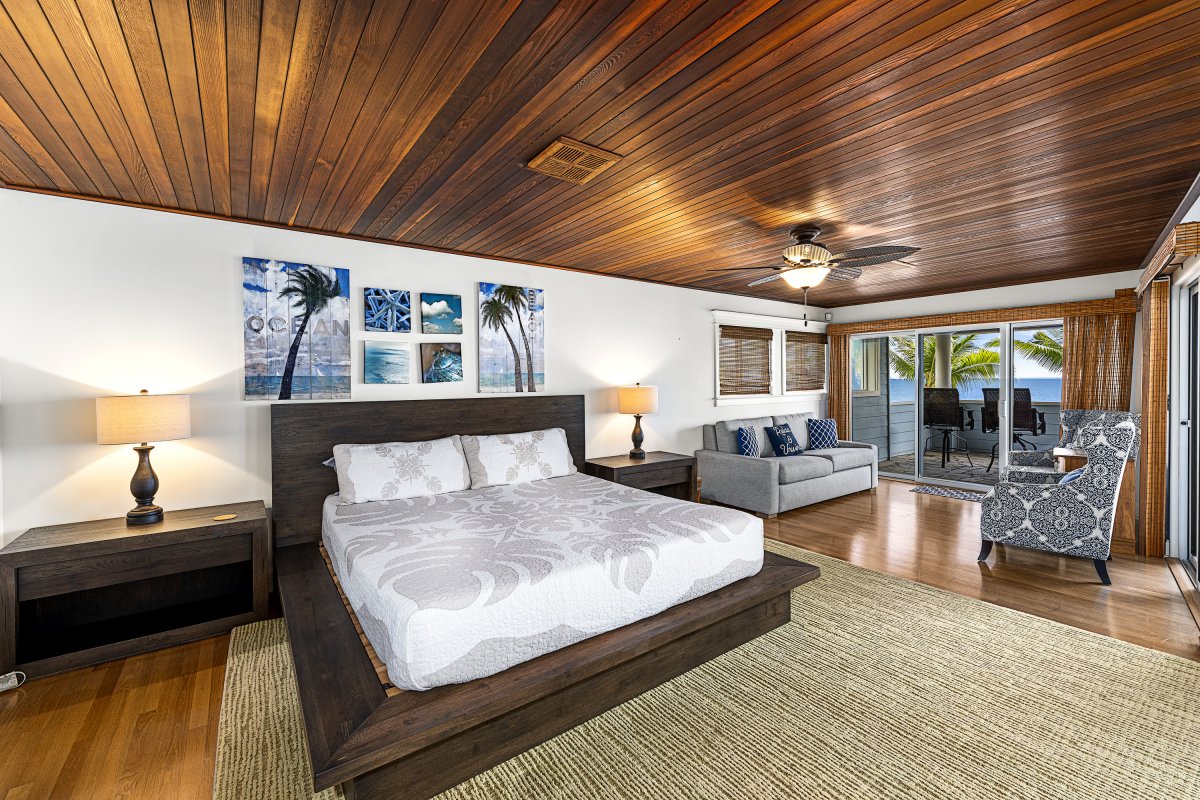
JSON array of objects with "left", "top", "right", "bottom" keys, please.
[
  {"left": 849, "top": 320, "right": 1064, "bottom": 490},
  {"left": 1187, "top": 284, "right": 1199, "bottom": 577},
  {"left": 915, "top": 329, "right": 1001, "bottom": 486}
]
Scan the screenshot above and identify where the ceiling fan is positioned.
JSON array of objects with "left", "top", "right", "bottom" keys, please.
[{"left": 710, "top": 224, "right": 919, "bottom": 323}]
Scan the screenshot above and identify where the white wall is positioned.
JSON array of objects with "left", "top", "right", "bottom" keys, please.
[
  {"left": 826, "top": 270, "right": 1143, "bottom": 324},
  {"left": 0, "top": 191, "right": 828, "bottom": 542}
]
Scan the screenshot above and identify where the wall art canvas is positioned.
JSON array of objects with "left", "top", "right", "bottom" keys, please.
[
  {"left": 363, "top": 341, "right": 411, "bottom": 385},
  {"left": 243, "top": 258, "right": 350, "bottom": 400},
  {"left": 421, "top": 342, "right": 464, "bottom": 383},
  {"left": 421, "top": 293, "right": 463, "bottom": 334},
  {"left": 478, "top": 283, "right": 545, "bottom": 393},
  {"left": 364, "top": 287, "right": 411, "bottom": 332}
]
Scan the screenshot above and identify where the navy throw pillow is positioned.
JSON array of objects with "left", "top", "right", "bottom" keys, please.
[
  {"left": 1058, "top": 467, "right": 1086, "bottom": 485},
  {"left": 736, "top": 426, "right": 761, "bottom": 457},
  {"left": 765, "top": 423, "right": 803, "bottom": 457},
  {"left": 806, "top": 418, "right": 839, "bottom": 449}
]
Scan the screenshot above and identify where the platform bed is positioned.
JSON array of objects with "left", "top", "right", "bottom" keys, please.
[{"left": 271, "top": 396, "right": 820, "bottom": 800}]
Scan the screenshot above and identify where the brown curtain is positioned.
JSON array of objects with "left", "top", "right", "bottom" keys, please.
[
  {"left": 1061, "top": 312, "right": 1136, "bottom": 411},
  {"left": 827, "top": 333, "right": 850, "bottom": 434},
  {"left": 785, "top": 331, "right": 828, "bottom": 391},
  {"left": 1139, "top": 281, "right": 1170, "bottom": 557}
]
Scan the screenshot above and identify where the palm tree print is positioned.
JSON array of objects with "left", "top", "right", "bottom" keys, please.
[
  {"left": 277, "top": 266, "right": 342, "bottom": 400},
  {"left": 480, "top": 296, "right": 524, "bottom": 391},
  {"left": 492, "top": 285, "right": 537, "bottom": 392}
]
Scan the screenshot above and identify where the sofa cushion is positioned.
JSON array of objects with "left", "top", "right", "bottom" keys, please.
[
  {"left": 804, "top": 447, "right": 875, "bottom": 472},
  {"left": 765, "top": 455, "right": 833, "bottom": 483},
  {"left": 772, "top": 413, "right": 814, "bottom": 449},
  {"left": 715, "top": 416, "right": 773, "bottom": 455}
]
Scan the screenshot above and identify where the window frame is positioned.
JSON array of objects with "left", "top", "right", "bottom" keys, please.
[
  {"left": 712, "top": 311, "right": 828, "bottom": 406},
  {"left": 851, "top": 337, "right": 882, "bottom": 397}
]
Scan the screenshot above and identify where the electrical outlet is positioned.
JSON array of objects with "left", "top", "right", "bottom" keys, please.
[{"left": 0, "top": 671, "right": 24, "bottom": 691}]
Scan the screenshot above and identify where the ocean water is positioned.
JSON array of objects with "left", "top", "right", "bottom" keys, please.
[{"left": 888, "top": 377, "right": 1062, "bottom": 403}]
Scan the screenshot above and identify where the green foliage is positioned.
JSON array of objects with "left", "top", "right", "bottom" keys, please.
[{"left": 888, "top": 334, "right": 999, "bottom": 390}]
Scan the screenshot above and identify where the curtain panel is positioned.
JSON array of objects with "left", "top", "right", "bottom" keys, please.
[
  {"left": 827, "top": 333, "right": 851, "bottom": 435},
  {"left": 1061, "top": 312, "right": 1136, "bottom": 411}
]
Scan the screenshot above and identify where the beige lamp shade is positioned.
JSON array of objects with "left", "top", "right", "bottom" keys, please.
[
  {"left": 617, "top": 384, "right": 659, "bottom": 415},
  {"left": 96, "top": 391, "right": 191, "bottom": 445}
]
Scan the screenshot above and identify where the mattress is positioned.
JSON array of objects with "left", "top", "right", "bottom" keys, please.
[{"left": 322, "top": 472, "right": 764, "bottom": 691}]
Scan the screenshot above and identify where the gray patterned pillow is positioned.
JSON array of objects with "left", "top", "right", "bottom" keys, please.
[
  {"left": 332, "top": 436, "right": 471, "bottom": 503},
  {"left": 461, "top": 428, "right": 577, "bottom": 488}
]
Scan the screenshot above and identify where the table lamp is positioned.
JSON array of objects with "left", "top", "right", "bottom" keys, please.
[
  {"left": 96, "top": 390, "right": 191, "bottom": 525},
  {"left": 617, "top": 383, "right": 659, "bottom": 460}
]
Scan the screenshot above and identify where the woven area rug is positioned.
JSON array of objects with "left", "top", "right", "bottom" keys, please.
[
  {"left": 213, "top": 541, "right": 1200, "bottom": 800},
  {"left": 910, "top": 485, "right": 987, "bottom": 502}
]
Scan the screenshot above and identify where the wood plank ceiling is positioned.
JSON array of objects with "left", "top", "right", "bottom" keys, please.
[{"left": 0, "top": 0, "right": 1198, "bottom": 307}]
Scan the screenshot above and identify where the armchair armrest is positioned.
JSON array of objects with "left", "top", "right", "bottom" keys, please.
[
  {"left": 694, "top": 449, "right": 780, "bottom": 516},
  {"left": 1008, "top": 449, "right": 1055, "bottom": 467}
]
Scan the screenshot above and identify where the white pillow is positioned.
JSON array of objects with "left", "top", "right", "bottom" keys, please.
[
  {"left": 461, "top": 428, "right": 577, "bottom": 488},
  {"left": 332, "top": 436, "right": 470, "bottom": 503}
]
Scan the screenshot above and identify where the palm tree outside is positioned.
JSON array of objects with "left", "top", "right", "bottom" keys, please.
[
  {"left": 492, "top": 285, "right": 537, "bottom": 392},
  {"left": 480, "top": 296, "right": 524, "bottom": 392},
  {"left": 1010, "top": 328, "right": 1063, "bottom": 372},
  {"left": 888, "top": 334, "right": 1000, "bottom": 390},
  {"left": 277, "top": 266, "right": 342, "bottom": 400}
]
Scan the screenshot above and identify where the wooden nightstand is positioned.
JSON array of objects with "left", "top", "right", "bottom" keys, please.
[
  {"left": 0, "top": 501, "right": 269, "bottom": 680},
  {"left": 585, "top": 452, "right": 697, "bottom": 500}
]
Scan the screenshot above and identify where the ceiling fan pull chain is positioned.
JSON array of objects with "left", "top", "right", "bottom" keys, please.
[{"left": 803, "top": 287, "right": 809, "bottom": 327}]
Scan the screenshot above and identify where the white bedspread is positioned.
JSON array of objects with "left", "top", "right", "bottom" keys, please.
[{"left": 322, "top": 472, "right": 763, "bottom": 691}]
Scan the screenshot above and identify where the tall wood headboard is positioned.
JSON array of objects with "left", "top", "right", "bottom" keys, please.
[{"left": 270, "top": 395, "right": 586, "bottom": 548}]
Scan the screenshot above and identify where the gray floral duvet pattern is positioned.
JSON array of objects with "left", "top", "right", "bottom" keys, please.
[{"left": 322, "top": 473, "right": 764, "bottom": 690}]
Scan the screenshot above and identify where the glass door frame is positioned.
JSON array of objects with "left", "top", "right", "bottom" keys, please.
[{"left": 849, "top": 319, "right": 1062, "bottom": 491}]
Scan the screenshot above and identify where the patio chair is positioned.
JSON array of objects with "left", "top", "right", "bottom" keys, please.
[
  {"left": 978, "top": 418, "right": 1139, "bottom": 585},
  {"left": 983, "top": 388, "right": 1047, "bottom": 471},
  {"left": 1003, "top": 409, "right": 1140, "bottom": 484},
  {"left": 922, "top": 387, "right": 975, "bottom": 468}
]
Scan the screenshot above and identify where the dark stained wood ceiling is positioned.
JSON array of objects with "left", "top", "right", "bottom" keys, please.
[{"left": 1, "top": 0, "right": 1198, "bottom": 307}]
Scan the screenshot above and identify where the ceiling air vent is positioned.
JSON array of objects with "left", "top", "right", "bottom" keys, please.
[{"left": 526, "top": 137, "right": 620, "bottom": 184}]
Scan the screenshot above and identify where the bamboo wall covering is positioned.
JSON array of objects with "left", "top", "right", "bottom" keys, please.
[{"left": 1139, "top": 280, "right": 1170, "bottom": 558}]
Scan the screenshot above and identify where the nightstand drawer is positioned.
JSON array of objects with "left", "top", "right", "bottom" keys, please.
[
  {"left": 620, "top": 465, "right": 692, "bottom": 491},
  {"left": 18, "top": 534, "right": 252, "bottom": 601}
]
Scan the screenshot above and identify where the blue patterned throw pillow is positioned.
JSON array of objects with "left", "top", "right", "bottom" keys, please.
[
  {"left": 736, "top": 426, "right": 760, "bottom": 457},
  {"left": 765, "top": 424, "right": 803, "bottom": 457},
  {"left": 806, "top": 418, "right": 839, "bottom": 450}
]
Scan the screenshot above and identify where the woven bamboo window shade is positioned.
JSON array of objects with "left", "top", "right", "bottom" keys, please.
[
  {"left": 785, "top": 331, "right": 828, "bottom": 391},
  {"left": 718, "top": 325, "right": 773, "bottom": 395},
  {"left": 1060, "top": 312, "right": 1136, "bottom": 410}
]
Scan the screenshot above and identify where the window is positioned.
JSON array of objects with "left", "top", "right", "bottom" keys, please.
[
  {"left": 712, "top": 311, "right": 829, "bottom": 404},
  {"left": 785, "top": 331, "right": 828, "bottom": 392},
  {"left": 851, "top": 338, "right": 881, "bottom": 395},
  {"left": 718, "top": 325, "right": 773, "bottom": 395}
]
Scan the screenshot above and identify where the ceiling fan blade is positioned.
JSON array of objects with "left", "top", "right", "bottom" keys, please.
[
  {"left": 825, "top": 266, "right": 862, "bottom": 282},
  {"left": 828, "top": 245, "right": 919, "bottom": 262},
  {"left": 826, "top": 251, "right": 915, "bottom": 268},
  {"left": 707, "top": 266, "right": 779, "bottom": 272},
  {"left": 747, "top": 272, "right": 788, "bottom": 287}
]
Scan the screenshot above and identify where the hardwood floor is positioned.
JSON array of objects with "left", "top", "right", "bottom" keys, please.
[
  {"left": 769, "top": 479, "right": 1200, "bottom": 661},
  {"left": 0, "top": 479, "right": 1195, "bottom": 799}
]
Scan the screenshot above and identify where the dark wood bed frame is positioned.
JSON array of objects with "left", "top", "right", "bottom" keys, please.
[{"left": 271, "top": 395, "right": 819, "bottom": 799}]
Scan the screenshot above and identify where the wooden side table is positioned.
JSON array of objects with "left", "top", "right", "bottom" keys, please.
[
  {"left": 0, "top": 501, "right": 269, "bottom": 679},
  {"left": 1053, "top": 447, "right": 1136, "bottom": 555},
  {"left": 585, "top": 452, "right": 697, "bottom": 501}
]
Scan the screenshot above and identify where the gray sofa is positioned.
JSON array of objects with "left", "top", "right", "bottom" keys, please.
[{"left": 697, "top": 412, "right": 878, "bottom": 517}]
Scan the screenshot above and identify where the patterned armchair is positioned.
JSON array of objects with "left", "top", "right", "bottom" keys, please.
[
  {"left": 978, "top": 419, "right": 1139, "bottom": 585},
  {"left": 1002, "top": 409, "right": 1141, "bottom": 485}
]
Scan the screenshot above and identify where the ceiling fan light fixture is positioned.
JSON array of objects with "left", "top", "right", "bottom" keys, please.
[
  {"left": 781, "top": 266, "right": 830, "bottom": 288},
  {"left": 782, "top": 242, "right": 832, "bottom": 265}
]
